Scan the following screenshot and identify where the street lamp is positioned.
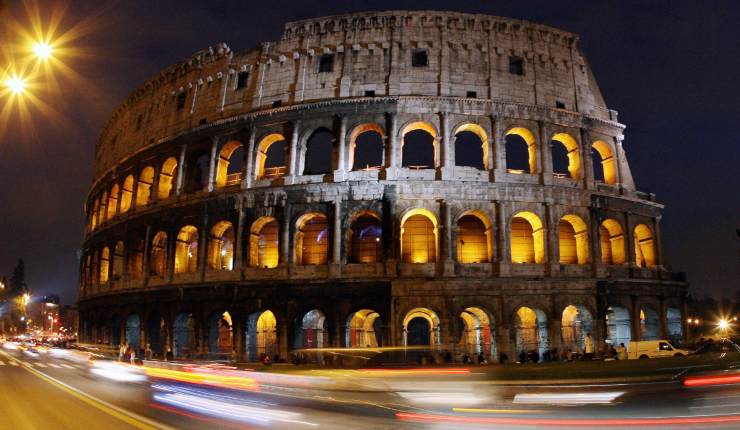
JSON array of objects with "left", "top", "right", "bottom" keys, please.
[
  {"left": 4, "top": 75, "right": 26, "bottom": 95},
  {"left": 32, "top": 41, "right": 53, "bottom": 60}
]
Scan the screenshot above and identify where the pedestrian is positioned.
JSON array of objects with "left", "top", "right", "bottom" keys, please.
[
  {"left": 518, "top": 350, "right": 526, "bottom": 364},
  {"left": 477, "top": 352, "right": 486, "bottom": 364},
  {"left": 616, "top": 343, "right": 627, "bottom": 360},
  {"left": 144, "top": 343, "right": 153, "bottom": 360},
  {"left": 584, "top": 333, "right": 594, "bottom": 360},
  {"left": 118, "top": 343, "right": 125, "bottom": 362}
]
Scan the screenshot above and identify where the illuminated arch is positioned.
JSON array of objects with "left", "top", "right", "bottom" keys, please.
[
  {"left": 120, "top": 175, "right": 134, "bottom": 214},
  {"left": 215, "top": 140, "right": 244, "bottom": 188},
  {"left": 149, "top": 231, "right": 168, "bottom": 277},
  {"left": 249, "top": 216, "right": 279, "bottom": 268},
  {"left": 454, "top": 123, "right": 488, "bottom": 170},
  {"left": 255, "top": 133, "right": 287, "bottom": 180},
  {"left": 294, "top": 212, "right": 329, "bottom": 265},
  {"left": 634, "top": 224, "right": 656, "bottom": 268},
  {"left": 551, "top": 133, "right": 581, "bottom": 179},
  {"left": 128, "top": 239, "right": 144, "bottom": 280},
  {"left": 561, "top": 305, "right": 593, "bottom": 352},
  {"left": 348, "top": 211, "right": 382, "bottom": 263},
  {"left": 303, "top": 127, "right": 334, "bottom": 175},
  {"left": 400, "top": 208, "right": 438, "bottom": 264},
  {"left": 98, "top": 191, "right": 108, "bottom": 226},
  {"left": 606, "top": 306, "right": 632, "bottom": 348},
  {"left": 296, "top": 309, "right": 327, "bottom": 349},
  {"left": 207, "top": 221, "right": 234, "bottom": 271},
  {"left": 346, "top": 309, "right": 382, "bottom": 348},
  {"left": 137, "top": 166, "right": 154, "bottom": 207},
  {"left": 403, "top": 307, "right": 440, "bottom": 346},
  {"left": 640, "top": 307, "right": 659, "bottom": 340},
  {"left": 246, "top": 310, "right": 278, "bottom": 361},
  {"left": 401, "top": 121, "right": 437, "bottom": 169},
  {"left": 558, "top": 214, "right": 589, "bottom": 265},
  {"left": 90, "top": 197, "right": 100, "bottom": 230},
  {"left": 510, "top": 211, "right": 544, "bottom": 264},
  {"left": 112, "top": 241, "right": 125, "bottom": 281},
  {"left": 505, "top": 127, "right": 537, "bottom": 174},
  {"left": 600, "top": 219, "right": 625, "bottom": 265},
  {"left": 106, "top": 184, "right": 119, "bottom": 220},
  {"left": 99, "top": 247, "right": 110, "bottom": 284},
  {"left": 666, "top": 308, "right": 683, "bottom": 344},
  {"left": 515, "top": 306, "right": 548, "bottom": 359},
  {"left": 207, "top": 311, "right": 233, "bottom": 355},
  {"left": 158, "top": 157, "right": 178, "bottom": 199},
  {"left": 592, "top": 140, "right": 617, "bottom": 185},
  {"left": 456, "top": 210, "right": 492, "bottom": 263},
  {"left": 348, "top": 123, "right": 384, "bottom": 171},
  {"left": 460, "top": 307, "right": 495, "bottom": 359},
  {"left": 174, "top": 225, "right": 199, "bottom": 274}
]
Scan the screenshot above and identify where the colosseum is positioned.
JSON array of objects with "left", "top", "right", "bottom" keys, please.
[{"left": 78, "top": 10, "right": 688, "bottom": 363}]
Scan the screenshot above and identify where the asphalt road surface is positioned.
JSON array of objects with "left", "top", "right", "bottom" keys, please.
[{"left": 2, "top": 347, "right": 740, "bottom": 430}]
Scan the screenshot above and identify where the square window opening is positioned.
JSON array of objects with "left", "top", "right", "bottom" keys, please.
[
  {"left": 555, "top": 101, "right": 566, "bottom": 109},
  {"left": 509, "top": 56, "right": 524, "bottom": 76},
  {"left": 176, "top": 92, "right": 187, "bottom": 110},
  {"left": 236, "top": 71, "right": 249, "bottom": 90},
  {"left": 318, "top": 54, "right": 334, "bottom": 73},
  {"left": 412, "top": 49, "right": 428, "bottom": 67},
  {"left": 272, "top": 100, "right": 282, "bottom": 108},
  {"left": 466, "top": 91, "right": 477, "bottom": 98},
  {"left": 364, "top": 90, "right": 376, "bottom": 97}
]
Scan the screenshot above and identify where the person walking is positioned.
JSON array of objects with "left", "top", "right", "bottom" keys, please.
[
  {"left": 616, "top": 342, "right": 627, "bottom": 360},
  {"left": 584, "top": 333, "right": 594, "bottom": 360}
]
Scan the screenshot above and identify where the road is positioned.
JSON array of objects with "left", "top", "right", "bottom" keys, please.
[{"left": 2, "top": 346, "right": 740, "bottom": 429}]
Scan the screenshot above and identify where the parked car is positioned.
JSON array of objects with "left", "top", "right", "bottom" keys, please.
[
  {"left": 693, "top": 338, "right": 740, "bottom": 355},
  {"left": 628, "top": 340, "right": 691, "bottom": 359}
]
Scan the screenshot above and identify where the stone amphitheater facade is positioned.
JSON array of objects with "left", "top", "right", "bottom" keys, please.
[{"left": 78, "top": 10, "right": 687, "bottom": 362}]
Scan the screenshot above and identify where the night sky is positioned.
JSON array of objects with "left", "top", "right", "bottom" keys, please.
[{"left": 0, "top": 1, "right": 738, "bottom": 306}]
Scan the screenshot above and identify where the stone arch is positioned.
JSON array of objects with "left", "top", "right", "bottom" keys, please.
[
  {"left": 112, "top": 241, "right": 125, "bottom": 281},
  {"left": 294, "top": 212, "right": 329, "bottom": 265},
  {"left": 107, "top": 183, "right": 119, "bottom": 220},
  {"left": 348, "top": 211, "right": 382, "bottom": 263},
  {"left": 349, "top": 123, "right": 384, "bottom": 171},
  {"left": 255, "top": 133, "right": 287, "bottom": 180},
  {"left": 454, "top": 123, "right": 488, "bottom": 170},
  {"left": 174, "top": 225, "right": 199, "bottom": 274},
  {"left": 145, "top": 310, "right": 165, "bottom": 357},
  {"left": 561, "top": 305, "right": 593, "bottom": 353},
  {"left": 505, "top": 127, "right": 537, "bottom": 174},
  {"left": 173, "top": 312, "right": 195, "bottom": 358},
  {"left": 459, "top": 306, "right": 496, "bottom": 360},
  {"left": 666, "top": 307, "right": 683, "bottom": 344},
  {"left": 98, "top": 191, "right": 108, "bottom": 226},
  {"left": 207, "top": 221, "right": 234, "bottom": 271},
  {"left": 640, "top": 306, "right": 660, "bottom": 340},
  {"left": 184, "top": 150, "right": 210, "bottom": 193},
  {"left": 246, "top": 310, "right": 278, "bottom": 361},
  {"left": 456, "top": 210, "right": 493, "bottom": 263},
  {"left": 558, "top": 214, "right": 589, "bottom": 265},
  {"left": 401, "top": 121, "right": 437, "bottom": 169},
  {"left": 510, "top": 211, "right": 545, "bottom": 264},
  {"left": 207, "top": 310, "right": 233, "bottom": 355},
  {"left": 403, "top": 307, "right": 440, "bottom": 346},
  {"left": 346, "top": 309, "right": 382, "bottom": 348},
  {"left": 400, "top": 208, "right": 438, "bottom": 264},
  {"left": 303, "top": 127, "right": 335, "bottom": 175},
  {"left": 249, "top": 216, "right": 280, "bottom": 268},
  {"left": 295, "top": 309, "right": 328, "bottom": 349},
  {"left": 99, "top": 246, "right": 110, "bottom": 283},
  {"left": 90, "top": 197, "right": 100, "bottom": 230},
  {"left": 634, "top": 223, "right": 656, "bottom": 268},
  {"left": 606, "top": 305, "right": 632, "bottom": 349},
  {"left": 137, "top": 166, "right": 154, "bottom": 206},
  {"left": 592, "top": 140, "right": 617, "bottom": 185},
  {"left": 215, "top": 140, "right": 244, "bottom": 188},
  {"left": 551, "top": 132, "right": 581, "bottom": 179},
  {"left": 158, "top": 157, "right": 178, "bottom": 199},
  {"left": 128, "top": 238, "right": 144, "bottom": 280},
  {"left": 120, "top": 175, "right": 134, "bottom": 213},
  {"left": 125, "top": 314, "right": 141, "bottom": 349},
  {"left": 514, "top": 306, "right": 548, "bottom": 360},
  {"left": 149, "top": 231, "right": 168, "bottom": 277},
  {"left": 600, "top": 219, "right": 625, "bottom": 265}
]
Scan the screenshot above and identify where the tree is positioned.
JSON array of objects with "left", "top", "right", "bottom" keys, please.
[{"left": 9, "top": 259, "right": 27, "bottom": 296}]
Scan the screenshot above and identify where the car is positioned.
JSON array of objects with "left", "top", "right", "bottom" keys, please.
[
  {"left": 692, "top": 338, "right": 740, "bottom": 355},
  {"left": 627, "top": 340, "right": 691, "bottom": 359}
]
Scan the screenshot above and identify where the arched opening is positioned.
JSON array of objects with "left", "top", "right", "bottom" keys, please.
[
  {"left": 606, "top": 306, "right": 632, "bottom": 350},
  {"left": 666, "top": 308, "right": 683, "bottom": 344},
  {"left": 600, "top": 219, "right": 625, "bottom": 265},
  {"left": 91, "top": 252, "right": 100, "bottom": 287},
  {"left": 149, "top": 231, "right": 168, "bottom": 277},
  {"left": 249, "top": 216, "right": 279, "bottom": 268},
  {"left": 146, "top": 311, "right": 164, "bottom": 357},
  {"left": 304, "top": 128, "right": 334, "bottom": 174},
  {"left": 558, "top": 215, "right": 589, "bottom": 265},
  {"left": 173, "top": 312, "right": 195, "bottom": 358},
  {"left": 99, "top": 247, "right": 110, "bottom": 284},
  {"left": 505, "top": 127, "right": 536, "bottom": 174},
  {"left": 128, "top": 239, "right": 144, "bottom": 280},
  {"left": 515, "top": 306, "right": 548, "bottom": 360},
  {"left": 634, "top": 224, "right": 656, "bottom": 268},
  {"left": 246, "top": 310, "right": 277, "bottom": 361},
  {"left": 90, "top": 198, "right": 100, "bottom": 230},
  {"left": 207, "top": 311, "right": 233, "bottom": 355},
  {"left": 561, "top": 305, "right": 593, "bottom": 353},
  {"left": 215, "top": 140, "right": 244, "bottom": 188},
  {"left": 454, "top": 124, "right": 488, "bottom": 170},
  {"left": 120, "top": 175, "right": 134, "bottom": 214},
  {"left": 158, "top": 157, "right": 178, "bottom": 199},
  {"left": 592, "top": 140, "right": 617, "bottom": 185},
  {"left": 110, "top": 315, "right": 121, "bottom": 346},
  {"left": 640, "top": 307, "right": 659, "bottom": 341},
  {"left": 137, "top": 167, "right": 154, "bottom": 206},
  {"left": 403, "top": 308, "right": 440, "bottom": 347},
  {"left": 256, "top": 134, "right": 287, "bottom": 180},
  {"left": 98, "top": 191, "right": 108, "bottom": 226},
  {"left": 401, "top": 209, "right": 438, "bottom": 264},
  {"left": 349, "top": 124, "right": 384, "bottom": 171},
  {"left": 401, "top": 122, "right": 436, "bottom": 169},
  {"left": 551, "top": 133, "right": 581, "bottom": 179},
  {"left": 295, "top": 309, "right": 327, "bottom": 349},
  {"left": 460, "top": 307, "right": 495, "bottom": 360},
  {"left": 348, "top": 212, "right": 382, "bottom": 263},
  {"left": 456, "top": 212, "right": 492, "bottom": 263},
  {"left": 346, "top": 309, "right": 382, "bottom": 348},
  {"left": 107, "top": 184, "right": 119, "bottom": 220},
  {"left": 112, "top": 241, "right": 125, "bottom": 281},
  {"left": 184, "top": 152, "right": 209, "bottom": 193},
  {"left": 174, "top": 225, "right": 199, "bottom": 274},
  {"left": 125, "top": 314, "right": 140, "bottom": 349},
  {"left": 510, "top": 211, "right": 545, "bottom": 264},
  {"left": 294, "top": 213, "right": 329, "bottom": 265},
  {"left": 207, "top": 221, "right": 234, "bottom": 271}
]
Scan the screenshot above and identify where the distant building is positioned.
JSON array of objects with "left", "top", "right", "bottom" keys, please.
[
  {"left": 59, "top": 305, "right": 79, "bottom": 337},
  {"left": 28, "top": 295, "right": 60, "bottom": 333}
]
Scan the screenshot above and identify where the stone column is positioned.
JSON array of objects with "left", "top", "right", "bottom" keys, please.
[
  {"left": 538, "top": 121, "right": 553, "bottom": 185},
  {"left": 492, "top": 117, "right": 507, "bottom": 180},
  {"left": 175, "top": 144, "right": 187, "bottom": 196},
  {"left": 234, "top": 200, "right": 246, "bottom": 271},
  {"left": 496, "top": 202, "right": 511, "bottom": 276},
  {"left": 581, "top": 128, "right": 596, "bottom": 190},
  {"left": 653, "top": 216, "right": 665, "bottom": 268},
  {"left": 333, "top": 115, "right": 348, "bottom": 182},
  {"left": 198, "top": 213, "right": 209, "bottom": 280},
  {"left": 281, "top": 204, "right": 291, "bottom": 266},
  {"left": 630, "top": 295, "right": 641, "bottom": 341},
  {"left": 332, "top": 199, "right": 342, "bottom": 266},
  {"left": 286, "top": 120, "right": 301, "bottom": 183},
  {"left": 545, "top": 203, "right": 558, "bottom": 274},
  {"left": 206, "top": 136, "right": 220, "bottom": 192},
  {"left": 442, "top": 201, "right": 454, "bottom": 276},
  {"left": 142, "top": 226, "right": 152, "bottom": 287},
  {"left": 244, "top": 127, "right": 257, "bottom": 188},
  {"left": 151, "top": 163, "right": 161, "bottom": 203},
  {"left": 439, "top": 111, "right": 453, "bottom": 179},
  {"left": 624, "top": 212, "right": 637, "bottom": 268},
  {"left": 130, "top": 168, "right": 140, "bottom": 211}
]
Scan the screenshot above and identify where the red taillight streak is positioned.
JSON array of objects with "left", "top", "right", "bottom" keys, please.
[
  {"left": 684, "top": 375, "right": 740, "bottom": 387},
  {"left": 395, "top": 412, "right": 740, "bottom": 426}
]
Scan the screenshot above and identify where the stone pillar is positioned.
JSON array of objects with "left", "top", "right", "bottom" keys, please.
[
  {"left": 590, "top": 209, "right": 604, "bottom": 275},
  {"left": 659, "top": 297, "right": 668, "bottom": 340},
  {"left": 653, "top": 216, "right": 665, "bottom": 268},
  {"left": 281, "top": 204, "right": 291, "bottom": 266},
  {"left": 492, "top": 117, "right": 507, "bottom": 180},
  {"left": 130, "top": 168, "right": 140, "bottom": 211},
  {"left": 175, "top": 144, "right": 187, "bottom": 196},
  {"left": 442, "top": 201, "right": 454, "bottom": 276},
  {"left": 538, "top": 121, "right": 553, "bottom": 185},
  {"left": 114, "top": 180, "right": 123, "bottom": 217},
  {"left": 439, "top": 111, "right": 454, "bottom": 179},
  {"left": 496, "top": 202, "right": 511, "bottom": 276},
  {"left": 386, "top": 112, "right": 399, "bottom": 178},
  {"left": 232, "top": 310, "right": 245, "bottom": 363},
  {"left": 332, "top": 199, "right": 342, "bottom": 265},
  {"left": 333, "top": 115, "right": 347, "bottom": 182},
  {"left": 234, "top": 201, "right": 246, "bottom": 270},
  {"left": 151, "top": 163, "right": 161, "bottom": 204},
  {"left": 206, "top": 136, "right": 220, "bottom": 192},
  {"left": 630, "top": 295, "right": 641, "bottom": 341},
  {"left": 286, "top": 120, "right": 301, "bottom": 183},
  {"left": 244, "top": 127, "right": 257, "bottom": 188},
  {"left": 198, "top": 213, "right": 209, "bottom": 279},
  {"left": 545, "top": 203, "right": 558, "bottom": 273},
  {"left": 624, "top": 212, "right": 637, "bottom": 268},
  {"left": 581, "top": 128, "right": 596, "bottom": 190}
]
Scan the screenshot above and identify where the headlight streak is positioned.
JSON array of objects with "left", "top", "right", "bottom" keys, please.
[
  {"left": 144, "top": 366, "right": 258, "bottom": 391},
  {"left": 512, "top": 391, "right": 625, "bottom": 405},
  {"left": 90, "top": 361, "right": 147, "bottom": 383}
]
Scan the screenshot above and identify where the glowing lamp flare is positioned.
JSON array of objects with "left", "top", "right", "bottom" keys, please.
[
  {"left": 33, "top": 42, "right": 53, "bottom": 60},
  {"left": 5, "top": 77, "right": 26, "bottom": 94},
  {"left": 718, "top": 319, "right": 730, "bottom": 330}
]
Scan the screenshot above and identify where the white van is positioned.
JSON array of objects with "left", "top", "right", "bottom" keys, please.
[{"left": 628, "top": 340, "right": 691, "bottom": 359}]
